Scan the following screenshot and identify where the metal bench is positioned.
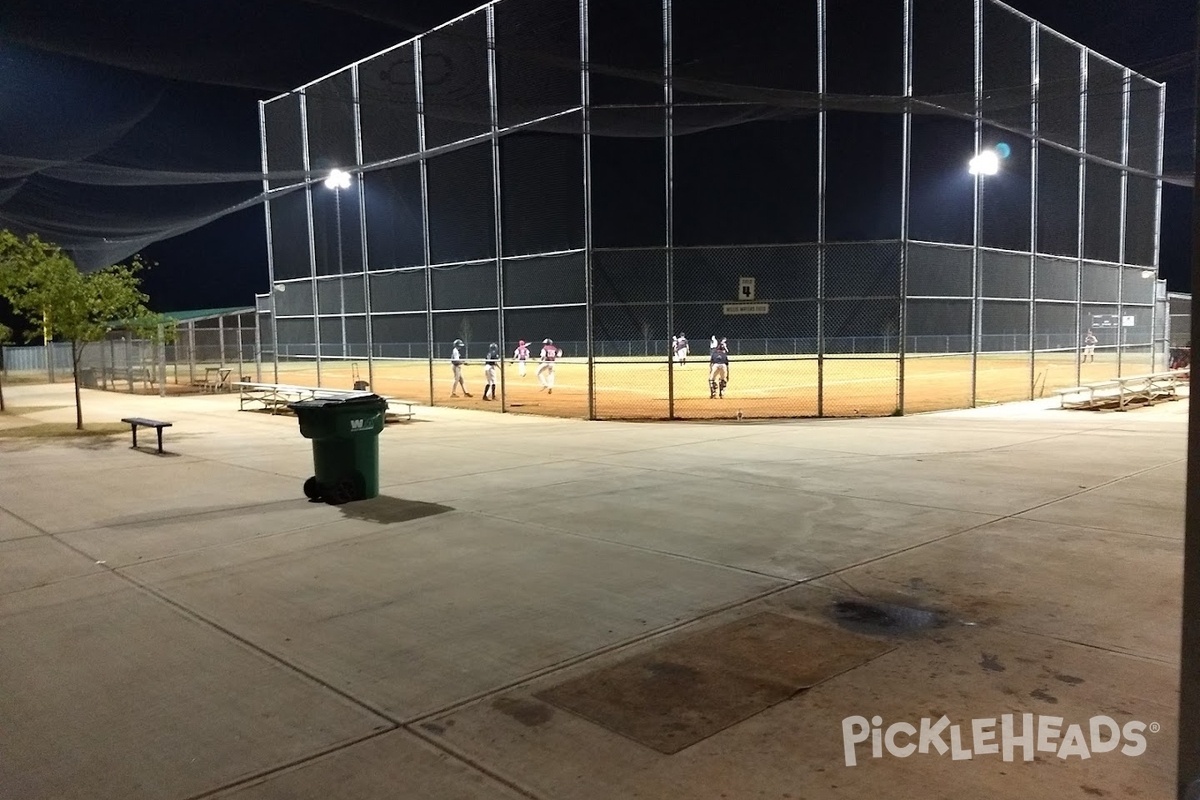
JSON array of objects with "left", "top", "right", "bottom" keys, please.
[
  {"left": 120, "top": 417, "right": 173, "bottom": 454},
  {"left": 232, "top": 382, "right": 417, "bottom": 421},
  {"left": 385, "top": 400, "right": 415, "bottom": 422},
  {"left": 1053, "top": 369, "right": 1187, "bottom": 411}
]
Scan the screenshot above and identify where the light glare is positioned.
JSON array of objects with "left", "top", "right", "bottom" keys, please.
[
  {"left": 968, "top": 150, "right": 1000, "bottom": 176},
  {"left": 324, "top": 169, "right": 352, "bottom": 190}
]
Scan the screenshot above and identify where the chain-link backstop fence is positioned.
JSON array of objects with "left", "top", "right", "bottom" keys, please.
[
  {"left": 2, "top": 307, "right": 262, "bottom": 395},
  {"left": 254, "top": 0, "right": 1169, "bottom": 420}
]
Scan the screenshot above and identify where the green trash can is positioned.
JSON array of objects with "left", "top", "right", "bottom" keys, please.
[{"left": 289, "top": 393, "right": 387, "bottom": 505}]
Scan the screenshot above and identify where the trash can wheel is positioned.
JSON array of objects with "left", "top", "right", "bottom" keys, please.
[
  {"left": 324, "top": 472, "right": 367, "bottom": 506},
  {"left": 303, "top": 476, "right": 321, "bottom": 500},
  {"left": 324, "top": 477, "right": 357, "bottom": 506}
]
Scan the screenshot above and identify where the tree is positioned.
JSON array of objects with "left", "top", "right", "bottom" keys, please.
[
  {"left": 0, "top": 231, "right": 162, "bottom": 429},
  {"left": 0, "top": 321, "right": 11, "bottom": 412}
]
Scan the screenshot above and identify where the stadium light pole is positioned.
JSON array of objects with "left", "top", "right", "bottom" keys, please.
[
  {"left": 969, "top": 148, "right": 1000, "bottom": 386},
  {"left": 325, "top": 169, "right": 352, "bottom": 360},
  {"left": 324, "top": 169, "right": 351, "bottom": 276}
]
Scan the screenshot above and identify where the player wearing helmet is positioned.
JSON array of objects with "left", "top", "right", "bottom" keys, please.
[
  {"left": 513, "top": 339, "right": 530, "bottom": 377},
  {"left": 709, "top": 337, "right": 729, "bottom": 399},
  {"left": 674, "top": 332, "right": 689, "bottom": 366},
  {"left": 450, "top": 338, "right": 471, "bottom": 398},
  {"left": 483, "top": 342, "right": 500, "bottom": 400},
  {"left": 537, "top": 338, "right": 560, "bottom": 394}
]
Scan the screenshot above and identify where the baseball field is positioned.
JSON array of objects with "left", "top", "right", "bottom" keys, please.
[{"left": 267, "top": 351, "right": 1142, "bottom": 419}]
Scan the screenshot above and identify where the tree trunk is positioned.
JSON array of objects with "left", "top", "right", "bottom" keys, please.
[{"left": 72, "top": 340, "right": 83, "bottom": 430}]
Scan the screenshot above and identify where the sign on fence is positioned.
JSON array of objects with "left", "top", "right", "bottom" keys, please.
[{"left": 722, "top": 303, "right": 770, "bottom": 316}]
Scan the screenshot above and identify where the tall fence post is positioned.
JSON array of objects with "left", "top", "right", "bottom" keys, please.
[{"left": 158, "top": 325, "right": 166, "bottom": 398}]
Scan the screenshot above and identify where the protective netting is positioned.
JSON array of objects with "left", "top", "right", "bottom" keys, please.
[{"left": 2, "top": 0, "right": 1184, "bottom": 282}]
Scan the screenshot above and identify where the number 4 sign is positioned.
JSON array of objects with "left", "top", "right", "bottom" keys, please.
[{"left": 738, "top": 277, "right": 756, "bottom": 301}]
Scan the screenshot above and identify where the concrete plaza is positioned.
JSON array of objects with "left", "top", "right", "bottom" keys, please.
[{"left": 0, "top": 382, "right": 1186, "bottom": 799}]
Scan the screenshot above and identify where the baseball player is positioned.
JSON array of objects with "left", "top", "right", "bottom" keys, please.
[
  {"left": 537, "top": 338, "right": 560, "bottom": 394},
  {"left": 674, "top": 333, "right": 689, "bottom": 366},
  {"left": 709, "top": 337, "right": 729, "bottom": 399},
  {"left": 1082, "top": 329, "right": 1098, "bottom": 363},
  {"left": 513, "top": 339, "right": 530, "bottom": 377},
  {"left": 450, "top": 338, "right": 471, "bottom": 397},
  {"left": 483, "top": 342, "right": 500, "bottom": 400}
]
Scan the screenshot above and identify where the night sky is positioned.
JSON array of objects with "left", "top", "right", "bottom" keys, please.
[{"left": 0, "top": 0, "right": 1195, "bottom": 317}]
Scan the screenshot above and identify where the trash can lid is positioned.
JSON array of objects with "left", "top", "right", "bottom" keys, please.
[{"left": 288, "top": 392, "right": 384, "bottom": 410}]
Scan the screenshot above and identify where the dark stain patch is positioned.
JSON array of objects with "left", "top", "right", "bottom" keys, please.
[
  {"left": 645, "top": 661, "right": 701, "bottom": 681},
  {"left": 1030, "top": 688, "right": 1059, "bottom": 704},
  {"left": 1081, "top": 786, "right": 1106, "bottom": 797},
  {"left": 832, "top": 599, "right": 947, "bottom": 635},
  {"left": 1015, "top": 656, "right": 1038, "bottom": 664},
  {"left": 492, "top": 697, "right": 554, "bottom": 727},
  {"left": 1053, "top": 673, "right": 1085, "bottom": 686},
  {"left": 980, "top": 653, "right": 1006, "bottom": 672},
  {"left": 420, "top": 722, "right": 445, "bottom": 735}
]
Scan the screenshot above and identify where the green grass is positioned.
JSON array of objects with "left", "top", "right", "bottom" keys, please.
[{"left": 0, "top": 422, "right": 128, "bottom": 439}]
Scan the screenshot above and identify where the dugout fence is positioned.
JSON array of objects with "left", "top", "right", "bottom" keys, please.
[
  {"left": 257, "top": 0, "right": 1168, "bottom": 420},
  {"left": 2, "top": 307, "right": 261, "bottom": 395}
]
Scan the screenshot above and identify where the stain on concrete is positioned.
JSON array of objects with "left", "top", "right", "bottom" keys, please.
[
  {"left": 645, "top": 661, "right": 701, "bottom": 681},
  {"left": 831, "top": 598, "right": 946, "bottom": 635},
  {"left": 979, "top": 652, "right": 1006, "bottom": 672},
  {"left": 1030, "top": 688, "right": 1059, "bottom": 704},
  {"left": 1080, "top": 786, "right": 1106, "bottom": 796},
  {"left": 1052, "top": 673, "right": 1085, "bottom": 686},
  {"left": 493, "top": 697, "right": 554, "bottom": 727},
  {"left": 420, "top": 722, "right": 445, "bottom": 735}
]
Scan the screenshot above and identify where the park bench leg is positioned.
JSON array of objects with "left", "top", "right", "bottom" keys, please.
[
  {"left": 131, "top": 424, "right": 139, "bottom": 449},
  {"left": 156, "top": 427, "right": 164, "bottom": 454}
]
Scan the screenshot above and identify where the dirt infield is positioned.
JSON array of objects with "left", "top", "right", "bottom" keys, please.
[{"left": 269, "top": 351, "right": 1147, "bottom": 419}]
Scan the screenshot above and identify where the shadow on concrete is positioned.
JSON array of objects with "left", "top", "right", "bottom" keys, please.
[
  {"left": 97, "top": 498, "right": 321, "bottom": 529},
  {"left": 336, "top": 495, "right": 453, "bottom": 524}
]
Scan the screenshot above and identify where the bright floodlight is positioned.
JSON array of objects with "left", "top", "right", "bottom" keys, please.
[
  {"left": 324, "top": 169, "right": 352, "bottom": 190},
  {"left": 1141, "top": 270, "right": 1155, "bottom": 279},
  {"left": 968, "top": 150, "right": 1000, "bottom": 176}
]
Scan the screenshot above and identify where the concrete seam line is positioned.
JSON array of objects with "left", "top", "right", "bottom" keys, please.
[
  {"left": 401, "top": 728, "right": 550, "bottom": 800},
  {"left": 47, "top": 534, "right": 402, "bottom": 725},
  {"left": 469, "top": 507, "right": 804, "bottom": 583},
  {"left": 178, "top": 727, "right": 400, "bottom": 800},
  {"left": 0, "top": 505, "right": 49, "bottom": 536},
  {"left": 402, "top": 579, "right": 808, "bottom": 726}
]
